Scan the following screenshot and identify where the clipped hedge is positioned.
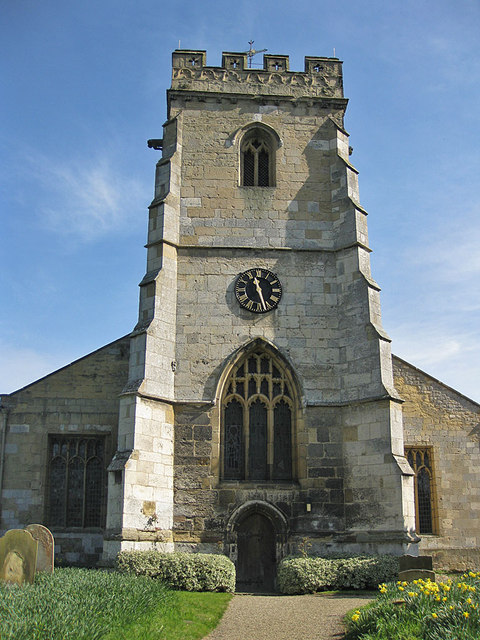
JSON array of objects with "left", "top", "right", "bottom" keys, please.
[
  {"left": 116, "top": 551, "right": 236, "bottom": 593},
  {"left": 277, "top": 554, "right": 399, "bottom": 594}
]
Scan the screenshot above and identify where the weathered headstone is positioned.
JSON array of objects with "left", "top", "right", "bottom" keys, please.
[
  {"left": 25, "top": 524, "right": 54, "bottom": 574},
  {"left": 0, "top": 529, "right": 38, "bottom": 585},
  {"left": 399, "top": 554, "right": 435, "bottom": 583}
]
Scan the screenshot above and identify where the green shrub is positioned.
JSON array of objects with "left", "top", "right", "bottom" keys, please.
[
  {"left": 116, "top": 551, "right": 236, "bottom": 592},
  {"left": 277, "top": 554, "right": 399, "bottom": 594}
]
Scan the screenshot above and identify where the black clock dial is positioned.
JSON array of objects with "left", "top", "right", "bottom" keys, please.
[{"left": 234, "top": 268, "right": 282, "bottom": 313}]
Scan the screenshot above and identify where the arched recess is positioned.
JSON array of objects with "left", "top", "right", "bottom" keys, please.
[
  {"left": 226, "top": 500, "right": 288, "bottom": 591},
  {"left": 217, "top": 338, "right": 302, "bottom": 483},
  {"left": 232, "top": 123, "right": 281, "bottom": 187}
]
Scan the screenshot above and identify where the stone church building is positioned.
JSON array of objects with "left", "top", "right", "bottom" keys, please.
[{"left": 1, "top": 50, "right": 479, "bottom": 589}]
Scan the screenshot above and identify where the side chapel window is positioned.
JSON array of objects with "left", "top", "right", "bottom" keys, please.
[
  {"left": 48, "top": 435, "right": 105, "bottom": 528},
  {"left": 405, "top": 446, "right": 437, "bottom": 535},
  {"left": 223, "top": 350, "right": 293, "bottom": 481},
  {"left": 240, "top": 129, "right": 275, "bottom": 187}
]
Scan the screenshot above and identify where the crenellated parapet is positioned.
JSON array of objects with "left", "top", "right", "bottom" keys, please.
[{"left": 170, "top": 49, "right": 344, "bottom": 100}]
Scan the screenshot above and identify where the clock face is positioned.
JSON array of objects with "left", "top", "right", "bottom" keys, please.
[{"left": 234, "top": 268, "right": 282, "bottom": 313}]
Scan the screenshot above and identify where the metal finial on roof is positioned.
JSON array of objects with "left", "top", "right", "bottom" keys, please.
[{"left": 243, "top": 40, "right": 267, "bottom": 68}]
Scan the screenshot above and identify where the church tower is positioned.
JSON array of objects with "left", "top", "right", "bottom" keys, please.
[{"left": 103, "top": 49, "right": 418, "bottom": 586}]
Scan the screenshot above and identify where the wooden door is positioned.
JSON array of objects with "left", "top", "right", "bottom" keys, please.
[{"left": 236, "top": 513, "right": 276, "bottom": 592}]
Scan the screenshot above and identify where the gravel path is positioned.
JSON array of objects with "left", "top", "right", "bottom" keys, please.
[{"left": 205, "top": 593, "right": 375, "bottom": 640}]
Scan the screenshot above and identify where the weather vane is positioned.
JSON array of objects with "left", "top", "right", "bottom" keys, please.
[{"left": 244, "top": 40, "right": 267, "bottom": 68}]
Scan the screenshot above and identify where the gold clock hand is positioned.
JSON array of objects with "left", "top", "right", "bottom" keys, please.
[{"left": 253, "top": 277, "right": 267, "bottom": 311}]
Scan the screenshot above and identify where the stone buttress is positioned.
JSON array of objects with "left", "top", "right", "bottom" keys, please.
[{"left": 103, "top": 49, "right": 418, "bottom": 564}]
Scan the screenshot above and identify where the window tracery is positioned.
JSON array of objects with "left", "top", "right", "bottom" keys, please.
[
  {"left": 223, "top": 349, "right": 294, "bottom": 481},
  {"left": 240, "top": 129, "right": 275, "bottom": 187},
  {"left": 48, "top": 435, "right": 105, "bottom": 528},
  {"left": 406, "top": 446, "right": 437, "bottom": 534}
]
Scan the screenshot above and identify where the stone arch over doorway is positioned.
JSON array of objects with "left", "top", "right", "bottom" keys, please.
[{"left": 226, "top": 500, "right": 288, "bottom": 592}]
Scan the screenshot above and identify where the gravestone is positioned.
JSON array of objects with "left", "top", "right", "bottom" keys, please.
[
  {"left": 0, "top": 529, "right": 38, "bottom": 585},
  {"left": 399, "top": 554, "right": 435, "bottom": 583},
  {"left": 25, "top": 524, "right": 54, "bottom": 573}
]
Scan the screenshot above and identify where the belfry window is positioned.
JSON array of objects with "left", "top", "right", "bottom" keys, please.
[
  {"left": 48, "top": 435, "right": 105, "bottom": 528},
  {"left": 405, "top": 446, "right": 437, "bottom": 535},
  {"left": 240, "top": 129, "right": 275, "bottom": 187},
  {"left": 223, "top": 349, "right": 293, "bottom": 481}
]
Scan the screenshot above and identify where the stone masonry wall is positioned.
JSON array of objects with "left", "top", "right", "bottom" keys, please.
[
  {"left": 393, "top": 356, "right": 480, "bottom": 570},
  {"left": 0, "top": 337, "right": 129, "bottom": 564},
  {"left": 140, "top": 50, "right": 416, "bottom": 556}
]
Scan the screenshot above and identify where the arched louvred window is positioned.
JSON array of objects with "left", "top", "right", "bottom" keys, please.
[
  {"left": 240, "top": 128, "right": 276, "bottom": 187},
  {"left": 405, "top": 446, "right": 437, "bottom": 535},
  {"left": 222, "top": 347, "right": 294, "bottom": 481},
  {"left": 47, "top": 435, "right": 105, "bottom": 528}
]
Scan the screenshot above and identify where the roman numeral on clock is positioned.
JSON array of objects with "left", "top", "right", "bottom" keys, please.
[{"left": 234, "top": 268, "right": 282, "bottom": 314}]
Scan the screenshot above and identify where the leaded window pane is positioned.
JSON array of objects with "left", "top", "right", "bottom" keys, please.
[
  {"left": 273, "top": 400, "right": 292, "bottom": 480},
  {"left": 84, "top": 457, "right": 104, "bottom": 527},
  {"left": 260, "top": 358, "right": 269, "bottom": 374},
  {"left": 224, "top": 400, "right": 244, "bottom": 479},
  {"left": 223, "top": 350, "right": 294, "bottom": 482},
  {"left": 243, "top": 150, "right": 255, "bottom": 186},
  {"left": 249, "top": 399, "right": 267, "bottom": 480},
  {"left": 424, "top": 450, "right": 430, "bottom": 469},
  {"left": 417, "top": 467, "right": 433, "bottom": 534},
  {"left": 48, "top": 435, "right": 105, "bottom": 528},
  {"left": 258, "top": 150, "right": 269, "bottom": 186},
  {"left": 260, "top": 378, "right": 269, "bottom": 396},
  {"left": 405, "top": 446, "right": 436, "bottom": 535},
  {"left": 49, "top": 457, "right": 66, "bottom": 527},
  {"left": 67, "top": 457, "right": 84, "bottom": 527}
]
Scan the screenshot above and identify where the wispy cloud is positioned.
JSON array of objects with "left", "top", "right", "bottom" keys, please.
[
  {"left": 23, "top": 150, "right": 146, "bottom": 241},
  {"left": 391, "top": 322, "right": 480, "bottom": 402},
  {"left": 382, "top": 205, "right": 480, "bottom": 403}
]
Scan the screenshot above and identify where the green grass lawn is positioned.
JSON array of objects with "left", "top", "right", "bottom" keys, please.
[
  {"left": 344, "top": 571, "right": 480, "bottom": 640},
  {"left": 0, "top": 568, "right": 232, "bottom": 640}
]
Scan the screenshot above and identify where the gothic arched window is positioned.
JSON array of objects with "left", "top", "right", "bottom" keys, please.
[
  {"left": 48, "top": 435, "right": 105, "bottom": 528},
  {"left": 406, "top": 446, "right": 437, "bottom": 534},
  {"left": 240, "top": 129, "right": 276, "bottom": 187},
  {"left": 222, "top": 349, "right": 294, "bottom": 481}
]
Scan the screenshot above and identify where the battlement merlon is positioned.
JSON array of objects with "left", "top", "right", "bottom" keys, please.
[{"left": 169, "top": 50, "right": 345, "bottom": 101}]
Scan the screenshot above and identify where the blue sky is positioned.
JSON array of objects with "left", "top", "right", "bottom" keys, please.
[{"left": 1, "top": 0, "right": 479, "bottom": 402}]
